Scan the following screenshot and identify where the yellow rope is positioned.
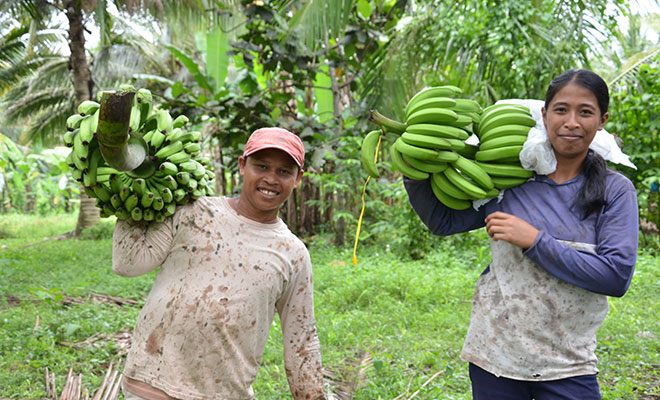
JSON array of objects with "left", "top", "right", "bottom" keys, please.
[{"left": 352, "top": 132, "right": 382, "bottom": 266}]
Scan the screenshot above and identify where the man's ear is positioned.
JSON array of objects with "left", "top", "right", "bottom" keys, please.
[
  {"left": 238, "top": 155, "right": 246, "bottom": 176},
  {"left": 294, "top": 169, "right": 303, "bottom": 188}
]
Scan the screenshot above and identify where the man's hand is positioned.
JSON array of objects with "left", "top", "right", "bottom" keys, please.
[{"left": 485, "top": 211, "right": 539, "bottom": 250}]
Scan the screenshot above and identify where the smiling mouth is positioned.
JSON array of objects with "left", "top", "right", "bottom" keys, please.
[
  {"left": 558, "top": 134, "right": 582, "bottom": 140},
  {"left": 258, "top": 188, "right": 279, "bottom": 196}
]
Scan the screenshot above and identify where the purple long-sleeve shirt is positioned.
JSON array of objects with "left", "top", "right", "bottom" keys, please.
[{"left": 404, "top": 171, "right": 638, "bottom": 297}]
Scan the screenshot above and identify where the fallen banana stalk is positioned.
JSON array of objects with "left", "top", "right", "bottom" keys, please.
[{"left": 45, "top": 362, "right": 122, "bottom": 400}]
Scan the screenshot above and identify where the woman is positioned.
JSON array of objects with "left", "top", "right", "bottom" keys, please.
[{"left": 404, "top": 69, "right": 638, "bottom": 400}]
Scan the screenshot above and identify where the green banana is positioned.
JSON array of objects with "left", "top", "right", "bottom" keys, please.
[
  {"left": 165, "top": 127, "right": 184, "bottom": 144},
  {"left": 97, "top": 167, "right": 120, "bottom": 176},
  {"left": 360, "top": 129, "right": 382, "bottom": 178},
  {"left": 401, "top": 132, "right": 452, "bottom": 150},
  {"left": 152, "top": 197, "right": 165, "bottom": 212},
  {"left": 443, "top": 114, "right": 473, "bottom": 128},
  {"left": 176, "top": 171, "right": 191, "bottom": 185},
  {"left": 85, "top": 148, "right": 103, "bottom": 186},
  {"left": 430, "top": 175, "right": 472, "bottom": 210},
  {"left": 178, "top": 160, "right": 200, "bottom": 174},
  {"left": 140, "top": 190, "right": 155, "bottom": 208},
  {"left": 434, "top": 150, "right": 460, "bottom": 163},
  {"left": 453, "top": 98, "right": 482, "bottom": 113},
  {"left": 131, "top": 207, "right": 143, "bottom": 221},
  {"left": 406, "top": 107, "right": 459, "bottom": 126},
  {"left": 394, "top": 138, "right": 439, "bottom": 161},
  {"left": 402, "top": 155, "right": 449, "bottom": 174},
  {"left": 154, "top": 141, "right": 184, "bottom": 160},
  {"left": 77, "top": 100, "right": 100, "bottom": 116},
  {"left": 478, "top": 124, "right": 532, "bottom": 143},
  {"left": 482, "top": 103, "right": 530, "bottom": 115},
  {"left": 149, "top": 129, "right": 166, "bottom": 150},
  {"left": 153, "top": 175, "right": 178, "bottom": 191},
  {"left": 110, "top": 193, "right": 123, "bottom": 209},
  {"left": 166, "top": 150, "right": 192, "bottom": 165},
  {"left": 405, "top": 86, "right": 461, "bottom": 116},
  {"left": 454, "top": 143, "right": 479, "bottom": 159},
  {"left": 184, "top": 142, "right": 201, "bottom": 155},
  {"left": 155, "top": 109, "right": 173, "bottom": 134},
  {"left": 477, "top": 112, "right": 536, "bottom": 136},
  {"left": 72, "top": 168, "right": 83, "bottom": 182},
  {"left": 63, "top": 130, "right": 76, "bottom": 147},
  {"left": 66, "top": 114, "right": 84, "bottom": 131},
  {"left": 451, "top": 155, "right": 494, "bottom": 191},
  {"left": 173, "top": 188, "right": 187, "bottom": 202},
  {"left": 65, "top": 152, "right": 75, "bottom": 168},
  {"left": 491, "top": 176, "right": 531, "bottom": 189},
  {"left": 109, "top": 173, "right": 124, "bottom": 194},
  {"left": 431, "top": 170, "right": 472, "bottom": 200},
  {"left": 405, "top": 123, "right": 469, "bottom": 140},
  {"left": 158, "top": 161, "right": 179, "bottom": 176},
  {"left": 92, "top": 183, "right": 112, "bottom": 203},
  {"left": 124, "top": 193, "right": 139, "bottom": 212},
  {"left": 132, "top": 178, "right": 147, "bottom": 196},
  {"left": 479, "top": 134, "right": 528, "bottom": 151},
  {"left": 443, "top": 167, "right": 488, "bottom": 199},
  {"left": 389, "top": 142, "right": 429, "bottom": 180},
  {"left": 474, "top": 145, "right": 524, "bottom": 162},
  {"left": 115, "top": 207, "right": 131, "bottom": 220},
  {"left": 480, "top": 104, "right": 531, "bottom": 124},
  {"left": 164, "top": 202, "right": 177, "bottom": 217},
  {"left": 172, "top": 115, "right": 189, "bottom": 129},
  {"left": 474, "top": 161, "right": 534, "bottom": 178},
  {"left": 129, "top": 103, "right": 141, "bottom": 133},
  {"left": 405, "top": 97, "right": 457, "bottom": 119},
  {"left": 79, "top": 115, "right": 96, "bottom": 145},
  {"left": 177, "top": 131, "right": 201, "bottom": 143}
]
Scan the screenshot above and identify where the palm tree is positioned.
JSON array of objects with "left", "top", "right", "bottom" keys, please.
[{"left": 0, "top": 0, "right": 211, "bottom": 235}]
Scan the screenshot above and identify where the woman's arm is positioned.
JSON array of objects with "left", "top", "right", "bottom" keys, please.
[
  {"left": 524, "top": 187, "right": 638, "bottom": 297},
  {"left": 404, "top": 178, "right": 488, "bottom": 236}
]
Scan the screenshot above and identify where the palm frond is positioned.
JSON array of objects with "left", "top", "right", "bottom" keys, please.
[
  {"left": 608, "top": 48, "right": 660, "bottom": 87},
  {"left": 286, "top": 0, "right": 355, "bottom": 52}
]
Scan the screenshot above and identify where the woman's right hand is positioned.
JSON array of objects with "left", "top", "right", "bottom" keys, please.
[{"left": 485, "top": 211, "right": 539, "bottom": 250}]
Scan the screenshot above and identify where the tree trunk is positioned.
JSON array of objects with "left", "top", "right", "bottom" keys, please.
[{"left": 66, "top": 0, "right": 99, "bottom": 236}]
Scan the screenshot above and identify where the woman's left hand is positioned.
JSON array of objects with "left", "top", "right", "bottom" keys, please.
[{"left": 485, "top": 211, "right": 539, "bottom": 249}]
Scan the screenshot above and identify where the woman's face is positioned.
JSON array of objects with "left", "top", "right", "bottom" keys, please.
[{"left": 542, "top": 82, "right": 609, "bottom": 163}]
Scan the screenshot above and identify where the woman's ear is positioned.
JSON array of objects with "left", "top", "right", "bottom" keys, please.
[
  {"left": 541, "top": 106, "right": 547, "bottom": 128},
  {"left": 598, "top": 112, "right": 610, "bottom": 130}
]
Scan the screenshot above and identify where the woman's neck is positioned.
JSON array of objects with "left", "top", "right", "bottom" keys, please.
[{"left": 548, "top": 153, "right": 586, "bottom": 183}]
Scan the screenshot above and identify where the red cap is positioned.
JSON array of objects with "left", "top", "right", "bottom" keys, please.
[{"left": 243, "top": 127, "right": 305, "bottom": 169}]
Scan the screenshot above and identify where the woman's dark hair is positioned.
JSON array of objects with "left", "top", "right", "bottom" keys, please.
[{"left": 545, "top": 69, "right": 610, "bottom": 218}]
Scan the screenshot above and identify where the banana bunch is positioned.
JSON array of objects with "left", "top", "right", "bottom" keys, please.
[
  {"left": 363, "top": 87, "right": 540, "bottom": 210},
  {"left": 472, "top": 103, "right": 536, "bottom": 191},
  {"left": 64, "top": 87, "right": 215, "bottom": 221}
]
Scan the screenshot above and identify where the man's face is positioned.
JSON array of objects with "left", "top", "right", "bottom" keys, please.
[{"left": 237, "top": 148, "right": 303, "bottom": 223}]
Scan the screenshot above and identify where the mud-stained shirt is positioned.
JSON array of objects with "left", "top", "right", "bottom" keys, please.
[
  {"left": 404, "top": 171, "right": 638, "bottom": 380},
  {"left": 112, "top": 196, "right": 324, "bottom": 400}
]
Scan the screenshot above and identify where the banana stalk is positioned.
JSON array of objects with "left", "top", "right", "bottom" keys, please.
[
  {"left": 369, "top": 109, "right": 406, "bottom": 134},
  {"left": 97, "top": 91, "right": 156, "bottom": 178}
]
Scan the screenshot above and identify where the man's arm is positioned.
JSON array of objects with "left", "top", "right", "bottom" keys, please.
[
  {"left": 277, "top": 249, "right": 325, "bottom": 400},
  {"left": 112, "top": 218, "right": 174, "bottom": 277}
]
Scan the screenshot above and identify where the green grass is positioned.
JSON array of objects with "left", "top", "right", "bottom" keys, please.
[{"left": 0, "top": 214, "right": 658, "bottom": 399}]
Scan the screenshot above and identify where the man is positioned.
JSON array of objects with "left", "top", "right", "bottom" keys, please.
[{"left": 113, "top": 127, "right": 326, "bottom": 400}]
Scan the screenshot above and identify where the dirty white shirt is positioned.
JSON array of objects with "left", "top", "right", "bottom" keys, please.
[{"left": 112, "top": 196, "right": 324, "bottom": 400}]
